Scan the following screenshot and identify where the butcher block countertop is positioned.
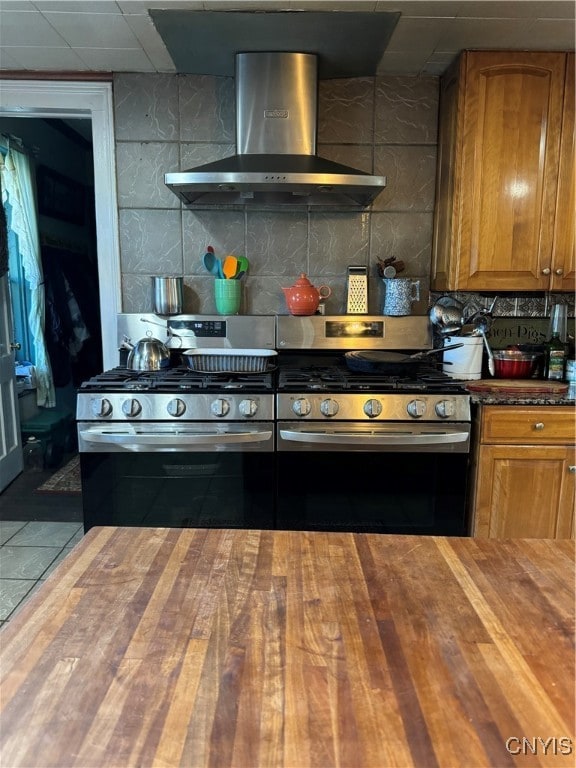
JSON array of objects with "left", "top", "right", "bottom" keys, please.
[{"left": 0, "top": 528, "right": 574, "bottom": 768}]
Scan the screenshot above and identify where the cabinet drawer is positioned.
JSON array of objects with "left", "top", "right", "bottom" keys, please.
[{"left": 481, "top": 406, "right": 575, "bottom": 444}]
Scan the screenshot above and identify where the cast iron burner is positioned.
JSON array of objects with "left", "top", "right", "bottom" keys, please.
[
  {"left": 79, "top": 366, "right": 274, "bottom": 394},
  {"left": 277, "top": 362, "right": 468, "bottom": 395}
]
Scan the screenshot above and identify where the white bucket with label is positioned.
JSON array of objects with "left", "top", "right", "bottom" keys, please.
[{"left": 442, "top": 336, "right": 483, "bottom": 380}]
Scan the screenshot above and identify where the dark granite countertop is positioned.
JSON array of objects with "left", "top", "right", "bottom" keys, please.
[{"left": 469, "top": 393, "right": 575, "bottom": 406}]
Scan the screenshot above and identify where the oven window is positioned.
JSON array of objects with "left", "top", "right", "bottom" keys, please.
[
  {"left": 276, "top": 452, "right": 469, "bottom": 536},
  {"left": 81, "top": 452, "right": 275, "bottom": 532}
]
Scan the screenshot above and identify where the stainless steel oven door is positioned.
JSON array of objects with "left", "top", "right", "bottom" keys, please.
[
  {"left": 277, "top": 421, "right": 470, "bottom": 453},
  {"left": 78, "top": 421, "right": 274, "bottom": 453}
]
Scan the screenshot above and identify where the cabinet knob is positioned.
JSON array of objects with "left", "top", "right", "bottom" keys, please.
[
  {"left": 555, "top": 268, "right": 564, "bottom": 276},
  {"left": 541, "top": 268, "right": 551, "bottom": 275},
  {"left": 569, "top": 466, "right": 576, "bottom": 474},
  {"left": 533, "top": 422, "right": 545, "bottom": 430}
]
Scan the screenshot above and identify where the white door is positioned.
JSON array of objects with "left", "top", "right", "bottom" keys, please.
[{"left": 0, "top": 272, "right": 23, "bottom": 491}]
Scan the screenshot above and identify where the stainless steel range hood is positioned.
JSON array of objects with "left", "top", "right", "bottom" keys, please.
[{"left": 165, "top": 52, "right": 386, "bottom": 208}]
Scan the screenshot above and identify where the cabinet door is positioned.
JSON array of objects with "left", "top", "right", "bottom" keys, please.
[
  {"left": 456, "top": 52, "right": 566, "bottom": 291},
  {"left": 551, "top": 52, "right": 575, "bottom": 292},
  {"left": 474, "top": 444, "right": 575, "bottom": 539}
]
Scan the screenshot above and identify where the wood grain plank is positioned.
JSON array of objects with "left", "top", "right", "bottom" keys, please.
[{"left": 0, "top": 530, "right": 573, "bottom": 768}]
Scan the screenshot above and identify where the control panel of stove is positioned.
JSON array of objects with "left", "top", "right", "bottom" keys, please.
[
  {"left": 277, "top": 393, "right": 470, "bottom": 422},
  {"left": 77, "top": 393, "right": 274, "bottom": 422}
]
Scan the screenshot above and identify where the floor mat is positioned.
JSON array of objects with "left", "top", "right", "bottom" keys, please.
[{"left": 35, "top": 455, "right": 81, "bottom": 495}]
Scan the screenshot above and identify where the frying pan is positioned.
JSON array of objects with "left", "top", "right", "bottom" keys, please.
[{"left": 344, "top": 344, "right": 463, "bottom": 375}]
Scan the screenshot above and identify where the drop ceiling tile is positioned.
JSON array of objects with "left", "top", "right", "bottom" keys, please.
[
  {"left": 74, "top": 46, "right": 154, "bottom": 71},
  {"left": 0, "top": 10, "right": 68, "bottom": 46},
  {"left": 522, "top": 19, "right": 576, "bottom": 48},
  {"left": 437, "top": 17, "right": 535, "bottom": 51},
  {"left": 123, "top": 13, "right": 176, "bottom": 71},
  {"left": 0, "top": 45, "right": 88, "bottom": 69},
  {"left": 456, "top": 1, "right": 575, "bottom": 19},
  {"left": 33, "top": 1, "right": 121, "bottom": 11},
  {"left": 377, "top": 50, "right": 432, "bottom": 75},
  {"left": 43, "top": 11, "right": 141, "bottom": 48},
  {"left": 385, "top": 16, "right": 446, "bottom": 53},
  {"left": 0, "top": 49, "right": 23, "bottom": 68},
  {"left": 2, "top": 1, "right": 36, "bottom": 9}
]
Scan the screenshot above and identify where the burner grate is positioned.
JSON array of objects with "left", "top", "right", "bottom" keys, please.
[{"left": 79, "top": 366, "right": 274, "bottom": 393}]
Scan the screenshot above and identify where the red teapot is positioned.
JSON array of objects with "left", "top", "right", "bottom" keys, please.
[{"left": 282, "top": 274, "right": 332, "bottom": 316}]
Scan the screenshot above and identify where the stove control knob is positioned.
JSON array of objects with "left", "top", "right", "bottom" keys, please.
[
  {"left": 364, "top": 399, "right": 382, "bottom": 418},
  {"left": 292, "top": 398, "right": 311, "bottom": 417},
  {"left": 167, "top": 398, "right": 186, "bottom": 417},
  {"left": 239, "top": 399, "right": 258, "bottom": 417},
  {"left": 435, "top": 399, "right": 455, "bottom": 419},
  {"left": 122, "top": 398, "right": 142, "bottom": 417},
  {"left": 407, "top": 399, "right": 426, "bottom": 418},
  {"left": 92, "top": 398, "right": 112, "bottom": 418},
  {"left": 320, "top": 398, "right": 339, "bottom": 417},
  {"left": 211, "top": 398, "right": 230, "bottom": 417}
]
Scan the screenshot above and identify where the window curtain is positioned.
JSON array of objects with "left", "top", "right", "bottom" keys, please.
[{"left": 0, "top": 149, "right": 55, "bottom": 407}]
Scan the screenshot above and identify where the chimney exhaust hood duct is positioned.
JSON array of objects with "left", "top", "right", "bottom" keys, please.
[{"left": 165, "top": 52, "right": 386, "bottom": 208}]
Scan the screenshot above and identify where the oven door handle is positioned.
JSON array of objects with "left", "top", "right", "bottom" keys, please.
[
  {"left": 279, "top": 429, "right": 469, "bottom": 446},
  {"left": 79, "top": 429, "right": 273, "bottom": 448}
]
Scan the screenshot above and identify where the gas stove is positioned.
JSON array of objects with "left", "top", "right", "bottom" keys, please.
[{"left": 77, "top": 367, "right": 275, "bottom": 421}]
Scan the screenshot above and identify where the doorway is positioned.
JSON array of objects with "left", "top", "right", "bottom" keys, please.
[{"left": 0, "top": 79, "right": 120, "bottom": 491}]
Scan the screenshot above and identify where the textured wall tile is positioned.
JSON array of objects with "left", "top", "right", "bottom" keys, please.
[
  {"left": 114, "top": 73, "right": 179, "bottom": 141},
  {"left": 180, "top": 142, "right": 235, "bottom": 169},
  {"left": 183, "top": 210, "right": 246, "bottom": 274},
  {"left": 119, "top": 209, "right": 182, "bottom": 274},
  {"left": 309, "top": 212, "right": 369, "bottom": 276},
  {"left": 183, "top": 275, "right": 215, "bottom": 315},
  {"left": 242, "top": 277, "right": 287, "bottom": 315},
  {"left": 317, "top": 143, "right": 374, "bottom": 174},
  {"left": 369, "top": 212, "right": 434, "bottom": 276},
  {"left": 372, "top": 145, "right": 437, "bottom": 212},
  {"left": 246, "top": 212, "right": 308, "bottom": 275},
  {"left": 179, "top": 75, "right": 235, "bottom": 143},
  {"left": 318, "top": 78, "right": 374, "bottom": 144},
  {"left": 375, "top": 76, "right": 439, "bottom": 145},
  {"left": 121, "top": 274, "right": 153, "bottom": 313},
  {"left": 116, "top": 142, "right": 180, "bottom": 209}
]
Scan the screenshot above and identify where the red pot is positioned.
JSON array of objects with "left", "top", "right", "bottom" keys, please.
[{"left": 492, "top": 350, "right": 538, "bottom": 379}]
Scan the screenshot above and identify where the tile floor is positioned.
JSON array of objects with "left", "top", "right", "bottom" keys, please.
[{"left": 0, "top": 520, "right": 83, "bottom": 627}]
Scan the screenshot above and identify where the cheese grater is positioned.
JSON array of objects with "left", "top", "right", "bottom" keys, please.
[{"left": 346, "top": 266, "right": 368, "bottom": 314}]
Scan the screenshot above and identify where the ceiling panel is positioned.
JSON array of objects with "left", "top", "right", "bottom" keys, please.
[{"left": 0, "top": 2, "right": 573, "bottom": 77}]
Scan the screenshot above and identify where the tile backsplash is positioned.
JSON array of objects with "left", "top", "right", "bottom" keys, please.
[
  {"left": 114, "top": 72, "right": 438, "bottom": 316},
  {"left": 113, "top": 72, "right": 574, "bottom": 322}
]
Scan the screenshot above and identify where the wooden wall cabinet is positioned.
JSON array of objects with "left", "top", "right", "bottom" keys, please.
[
  {"left": 470, "top": 406, "right": 575, "bottom": 539},
  {"left": 432, "top": 51, "right": 575, "bottom": 292}
]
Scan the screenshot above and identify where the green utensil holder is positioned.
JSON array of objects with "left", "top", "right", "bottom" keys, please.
[{"left": 214, "top": 278, "right": 241, "bottom": 315}]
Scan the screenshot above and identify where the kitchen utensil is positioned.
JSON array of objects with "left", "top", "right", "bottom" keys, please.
[
  {"left": 382, "top": 278, "right": 420, "bottom": 316},
  {"left": 442, "top": 336, "right": 483, "bottom": 380},
  {"left": 235, "top": 255, "right": 249, "bottom": 274},
  {"left": 122, "top": 333, "right": 171, "bottom": 371},
  {"left": 234, "top": 270, "right": 246, "bottom": 280},
  {"left": 282, "top": 274, "right": 331, "bottom": 316},
  {"left": 203, "top": 251, "right": 223, "bottom": 278},
  {"left": 479, "top": 328, "right": 495, "bottom": 376},
  {"left": 343, "top": 345, "right": 462, "bottom": 375},
  {"left": 152, "top": 276, "right": 183, "bottom": 315},
  {"left": 492, "top": 350, "right": 539, "bottom": 379},
  {"left": 222, "top": 255, "right": 239, "bottom": 279},
  {"left": 346, "top": 266, "right": 368, "bottom": 314}
]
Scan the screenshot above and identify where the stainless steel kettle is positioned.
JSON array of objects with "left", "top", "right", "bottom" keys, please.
[{"left": 121, "top": 333, "right": 170, "bottom": 371}]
